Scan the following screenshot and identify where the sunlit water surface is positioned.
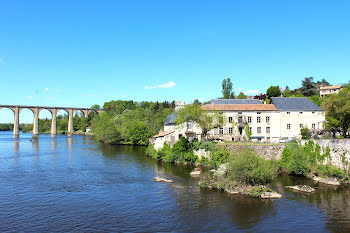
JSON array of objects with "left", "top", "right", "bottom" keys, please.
[{"left": 0, "top": 131, "right": 349, "bottom": 232}]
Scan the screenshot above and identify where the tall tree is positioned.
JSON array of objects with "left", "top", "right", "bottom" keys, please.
[
  {"left": 322, "top": 88, "right": 350, "bottom": 137},
  {"left": 236, "top": 92, "right": 247, "bottom": 99},
  {"left": 283, "top": 86, "right": 292, "bottom": 97},
  {"left": 221, "top": 78, "right": 235, "bottom": 99},
  {"left": 266, "top": 86, "right": 281, "bottom": 98},
  {"left": 316, "top": 79, "right": 331, "bottom": 89},
  {"left": 301, "top": 77, "right": 317, "bottom": 96}
]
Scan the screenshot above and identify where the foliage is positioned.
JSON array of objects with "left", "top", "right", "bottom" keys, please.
[
  {"left": 172, "top": 137, "right": 191, "bottom": 154},
  {"left": 236, "top": 92, "right": 247, "bottom": 99},
  {"left": 92, "top": 100, "right": 173, "bottom": 145},
  {"left": 0, "top": 123, "right": 13, "bottom": 131},
  {"left": 221, "top": 78, "right": 235, "bottom": 99},
  {"left": 307, "top": 95, "right": 323, "bottom": 106},
  {"left": 175, "top": 103, "right": 224, "bottom": 140},
  {"left": 301, "top": 77, "right": 317, "bottom": 96},
  {"left": 315, "top": 164, "right": 346, "bottom": 179},
  {"left": 209, "top": 149, "right": 230, "bottom": 168},
  {"left": 280, "top": 143, "right": 311, "bottom": 176},
  {"left": 300, "top": 127, "right": 312, "bottom": 139},
  {"left": 226, "top": 150, "right": 278, "bottom": 185},
  {"left": 191, "top": 140, "right": 217, "bottom": 152},
  {"left": 92, "top": 112, "right": 121, "bottom": 143},
  {"left": 250, "top": 186, "right": 273, "bottom": 197},
  {"left": 322, "top": 88, "right": 350, "bottom": 137},
  {"left": 283, "top": 86, "right": 292, "bottom": 97},
  {"left": 245, "top": 124, "right": 252, "bottom": 140},
  {"left": 266, "top": 86, "right": 281, "bottom": 98}
]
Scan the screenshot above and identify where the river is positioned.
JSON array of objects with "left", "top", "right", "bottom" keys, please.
[{"left": 0, "top": 131, "right": 349, "bottom": 232}]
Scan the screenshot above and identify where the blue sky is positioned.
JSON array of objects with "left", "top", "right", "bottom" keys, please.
[{"left": 0, "top": 0, "right": 349, "bottom": 123}]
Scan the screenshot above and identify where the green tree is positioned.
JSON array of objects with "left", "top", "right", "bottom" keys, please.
[
  {"left": 301, "top": 77, "right": 317, "bottom": 96},
  {"left": 221, "top": 78, "right": 235, "bottom": 99},
  {"left": 175, "top": 103, "right": 223, "bottom": 140},
  {"left": 91, "top": 104, "right": 101, "bottom": 110},
  {"left": 300, "top": 127, "right": 312, "bottom": 139},
  {"left": 322, "top": 88, "right": 350, "bottom": 137},
  {"left": 316, "top": 79, "right": 330, "bottom": 89},
  {"left": 92, "top": 112, "right": 121, "bottom": 143},
  {"left": 283, "top": 86, "right": 292, "bottom": 97},
  {"left": 236, "top": 92, "right": 247, "bottom": 99},
  {"left": 266, "top": 86, "right": 281, "bottom": 98}
]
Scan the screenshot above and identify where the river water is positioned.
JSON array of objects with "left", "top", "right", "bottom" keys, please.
[{"left": 0, "top": 131, "right": 349, "bottom": 232}]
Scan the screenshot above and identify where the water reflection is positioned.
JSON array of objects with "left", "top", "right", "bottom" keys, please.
[{"left": 13, "top": 140, "right": 19, "bottom": 153}]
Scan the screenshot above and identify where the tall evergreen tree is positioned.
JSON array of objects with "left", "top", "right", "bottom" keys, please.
[{"left": 221, "top": 78, "right": 235, "bottom": 99}]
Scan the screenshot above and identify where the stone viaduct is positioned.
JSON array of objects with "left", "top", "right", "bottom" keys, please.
[{"left": 0, "top": 105, "right": 104, "bottom": 137}]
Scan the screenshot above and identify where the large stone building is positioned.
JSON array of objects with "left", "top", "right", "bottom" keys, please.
[{"left": 151, "top": 98, "right": 325, "bottom": 150}]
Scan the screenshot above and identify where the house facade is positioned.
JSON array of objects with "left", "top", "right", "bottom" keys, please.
[
  {"left": 151, "top": 98, "right": 325, "bottom": 149},
  {"left": 319, "top": 85, "right": 343, "bottom": 98}
]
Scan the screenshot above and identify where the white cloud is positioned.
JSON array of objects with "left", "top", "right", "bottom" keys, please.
[
  {"left": 144, "top": 81, "right": 176, "bottom": 90},
  {"left": 244, "top": 89, "right": 260, "bottom": 95},
  {"left": 26, "top": 96, "right": 33, "bottom": 99},
  {"left": 86, "top": 93, "right": 96, "bottom": 97},
  {"left": 44, "top": 87, "right": 49, "bottom": 92}
]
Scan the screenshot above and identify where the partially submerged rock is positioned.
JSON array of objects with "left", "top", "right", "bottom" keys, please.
[
  {"left": 312, "top": 176, "right": 340, "bottom": 186},
  {"left": 260, "top": 192, "right": 282, "bottom": 199},
  {"left": 153, "top": 177, "right": 173, "bottom": 183},
  {"left": 286, "top": 185, "right": 315, "bottom": 193},
  {"left": 190, "top": 168, "right": 201, "bottom": 176}
]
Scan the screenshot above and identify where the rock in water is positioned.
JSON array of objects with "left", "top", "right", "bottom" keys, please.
[
  {"left": 286, "top": 185, "right": 315, "bottom": 193},
  {"left": 260, "top": 192, "right": 282, "bottom": 199},
  {"left": 312, "top": 176, "right": 340, "bottom": 186},
  {"left": 190, "top": 168, "right": 201, "bottom": 176},
  {"left": 153, "top": 177, "right": 173, "bottom": 183}
]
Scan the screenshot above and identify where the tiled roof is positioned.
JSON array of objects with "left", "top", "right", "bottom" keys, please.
[
  {"left": 153, "top": 130, "right": 175, "bottom": 138},
  {"left": 320, "top": 85, "right": 343, "bottom": 90},
  {"left": 271, "top": 97, "right": 322, "bottom": 111},
  {"left": 201, "top": 104, "right": 277, "bottom": 111},
  {"left": 164, "top": 112, "right": 177, "bottom": 125},
  {"left": 210, "top": 99, "right": 262, "bottom": 105}
]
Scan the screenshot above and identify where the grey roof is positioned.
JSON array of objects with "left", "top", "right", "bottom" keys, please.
[
  {"left": 271, "top": 97, "right": 322, "bottom": 111},
  {"left": 210, "top": 99, "right": 262, "bottom": 105},
  {"left": 164, "top": 112, "right": 177, "bottom": 125}
]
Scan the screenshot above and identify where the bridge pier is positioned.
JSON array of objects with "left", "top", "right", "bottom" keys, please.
[
  {"left": 13, "top": 107, "right": 20, "bottom": 137},
  {"left": 32, "top": 107, "right": 39, "bottom": 136},
  {"left": 68, "top": 109, "right": 73, "bottom": 135},
  {"left": 51, "top": 109, "right": 57, "bottom": 135}
]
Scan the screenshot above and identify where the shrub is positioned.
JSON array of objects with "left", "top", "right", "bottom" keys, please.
[
  {"left": 280, "top": 143, "right": 311, "bottom": 176},
  {"left": 315, "top": 164, "right": 346, "bottom": 179},
  {"left": 210, "top": 149, "right": 230, "bottom": 168},
  {"left": 182, "top": 152, "right": 198, "bottom": 163},
  {"left": 172, "top": 137, "right": 191, "bottom": 154},
  {"left": 301, "top": 127, "right": 312, "bottom": 139},
  {"left": 145, "top": 144, "right": 159, "bottom": 159},
  {"left": 226, "top": 150, "right": 278, "bottom": 185},
  {"left": 250, "top": 186, "right": 273, "bottom": 197}
]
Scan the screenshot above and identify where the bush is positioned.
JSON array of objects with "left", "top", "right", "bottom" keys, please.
[
  {"left": 210, "top": 149, "right": 230, "bottom": 168},
  {"left": 250, "top": 186, "right": 273, "bottom": 197},
  {"left": 315, "top": 164, "right": 346, "bottom": 179},
  {"left": 182, "top": 152, "right": 198, "bottom": 163},
  {"left": 280, "top": 143, "right": 311, "bottom": 176},
  {"left": 172, "top": 137, "right": 191, "bottom": 154},
  {"left": 301, "top": 128, "right": 312, "bottom": 139},
  {"left": 226, "top": 150, "right": 278, "bottom": 185},
  {"left": 145, "top": 144, "right": 160, "bottom": 159}
]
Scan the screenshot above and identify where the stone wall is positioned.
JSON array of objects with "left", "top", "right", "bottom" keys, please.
[
  {"left": 221, "top": 143, "right": 285, "bottom": 160},
  {"left": 301, "top": 139, "right": 350, "bottom": 170}
]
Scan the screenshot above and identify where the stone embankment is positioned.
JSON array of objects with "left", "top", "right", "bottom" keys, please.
[{"left": 221, "top": 143, "right": 285, "bottom": 160}]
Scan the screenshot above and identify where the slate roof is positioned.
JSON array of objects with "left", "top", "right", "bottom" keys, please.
[
  {"left": 210, "top": 99, "right": 262, "bottom": 105},
  {"left": 271, "top": 97, "right": 322, "bottom": 111},
  {"left": 164, "top": 112, "right": 177, "bottom": 125},
  {"left": 201, "top": 104, "right": 276, "bottom": 111}
]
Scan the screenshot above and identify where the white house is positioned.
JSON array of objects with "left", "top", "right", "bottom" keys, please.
[
  {"left": 151, "top": 98, "right": 325, "bottom": 149},
  {"left": 319, "top": 85, "right": 343, "bottom": 98}
]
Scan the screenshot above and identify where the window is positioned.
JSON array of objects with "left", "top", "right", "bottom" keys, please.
[
  {"left": 219, "top": 127, "right": 224, "bottom": 134},
  {"left": 249, "top": 127, "right": 252, "bottom": 133},
  {"left": 266, "top": 116, "right": 270, "bottom": 123},
  {"left": 257, "top": 127, "right": 261, "bottom": 134},
  {"left": 257, "top": 112, "right": 261, "bottom": 115},
  {"left": 187, "top": 121, "right": 193, "bottom": 131},
  {"left": 248, "top": 116, "right": 252, "bottom": 123},
  {"left": 228, "top": 117, "right": 233, "bottom": 123},
  {"left": 300, "top": 112, "right": 303, "bottom": 114},
  {"left": 229, "top": 127, "right": 233, "bottom": 134},
  {"left": 257, "top": 116, "right": 261, "bottom": 123},
  {"left": 287, "top": 124, "right": 291, "bottom": 130},
  {"left": 287, "top": 112, "right": 290, "bottom": 114},
  {"left": 312, "top": 112, "right": 315, "bottom": 114},
  {"left": 312, "top": 124, "right": 316, "bottom": 129},
  {"left": 266, "top": 127, "right": 270, "bottom": 133},
  {"left": 300, "top": 124, "right": 303, "bottom": 128},
  {"left": 238, "top": 116, "right": 243, "bottom": 123},
  {"left": 238, "top": 112, "right": 242, "bottom": 114}
]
